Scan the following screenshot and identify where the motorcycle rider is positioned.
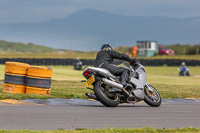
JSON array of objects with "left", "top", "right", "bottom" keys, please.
[
  {"left": 73, "top": 57, "right": 82, "bottom": 70},
  {"left": 94, "top": 44, "right": 137, "bottom": 88},
  {"left": 178, "top": 62, "right": 190, "bottom": 76}
]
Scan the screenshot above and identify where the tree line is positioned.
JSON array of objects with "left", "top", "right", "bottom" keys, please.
[
  {"left": 0, "top": 40, "right": 55, "bottom": 53},
  {"left": 0, "top": 40, "right": 200, "bottom": 55},
  {"left": 114, "top": 44, "right": 200, "bottom": 55},
  {"left": 167, "top": 44, "right": 200, "bottom": 55}
]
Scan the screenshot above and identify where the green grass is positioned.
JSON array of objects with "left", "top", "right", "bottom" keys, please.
[
  {"left": 146, "top": 66, "right": 200, "bottom": 99},
  {"left": 0, "top": 127, "right": 200, "bottom": 133},
  {"left": 0, "top": 51, "right": 200, "bottom": 60},
  {"left": 0, "top": 51, "right": 97, "bottom": 59},
  {"left": 0, "top": 65, "right": 200, "bottom": 100}
]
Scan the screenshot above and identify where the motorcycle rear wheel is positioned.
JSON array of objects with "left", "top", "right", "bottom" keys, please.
[
  {"left": 144, "top": 83, "right": 161, "bottom": 107},
  {"left": 94, "top": 80, "right": 120, "bottom": 107}
]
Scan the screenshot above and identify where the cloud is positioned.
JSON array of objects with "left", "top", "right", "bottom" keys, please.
[{"left": 0, "top": 0, "right": 79, "bottom": 23}]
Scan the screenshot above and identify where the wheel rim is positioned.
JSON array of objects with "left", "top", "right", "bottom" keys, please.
[
  {"left": 145, "top": 84, "right": 160, "bottom": 103},
  {"left": 100, "top": 82, "right": 119, "bottom": 101}
]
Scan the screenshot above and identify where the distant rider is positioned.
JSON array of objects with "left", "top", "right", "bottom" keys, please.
[
  {"left": 74, "top": 57, "right": 82, "bottom": 70},
  {"left": 178, "top": 62, "right": 190, "bottom": 76},
  {"left": 94, "top": 44, "right": 137, "bottom": 88}
]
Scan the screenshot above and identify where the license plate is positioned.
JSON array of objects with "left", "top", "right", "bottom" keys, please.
[{"left": 86, "top": 75, "right": 95, "bottom": 88}]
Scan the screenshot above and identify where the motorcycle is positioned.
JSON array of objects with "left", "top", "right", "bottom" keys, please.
[
  {"left": 74, "top": 60, "right": 83, "bottom": 70},
  {"left": 82, "top": 61, "right": 161, "bottom": 107},
  {"left": 178, "top": 67, "right": 190, "bottom": 76}
]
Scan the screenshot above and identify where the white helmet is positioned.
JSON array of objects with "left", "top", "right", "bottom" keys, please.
[{"left": 181, "top": 62, "right": 185, "bottom": 66}]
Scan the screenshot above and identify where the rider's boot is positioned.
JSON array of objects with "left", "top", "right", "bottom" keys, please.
[
  {"left": 120, "top": 69, "right": 132, "bottom": 89},
  {"left": 121, "top": 77, "right": 132, "bottom": 89}
]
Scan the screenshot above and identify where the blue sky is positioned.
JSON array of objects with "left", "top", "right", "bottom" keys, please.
[{"left": 0, "top": 0, "right": 200, "bottom": 23}]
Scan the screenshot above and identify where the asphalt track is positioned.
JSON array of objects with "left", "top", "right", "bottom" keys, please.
[{"left": 0, "top": 99, "right": 200, "bottom": 130}]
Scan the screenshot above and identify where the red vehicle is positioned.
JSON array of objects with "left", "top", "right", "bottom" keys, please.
[{"left": 158, "top": 45, "right": 174, "bottom": 55}]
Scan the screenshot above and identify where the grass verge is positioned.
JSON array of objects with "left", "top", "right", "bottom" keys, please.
[
  {"left": 0, "top": 127, "right": 200, "bottom": 133},
  {"left": 0, "top": 65, "right": 200, "bottom": 100},
  {"left": 0, "top": 52, "right": 200, "bottom": 60}
]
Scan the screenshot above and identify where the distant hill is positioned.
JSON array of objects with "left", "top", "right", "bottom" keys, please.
[
  {"left": 0, "top": 40, "right": 130, "bottom": 53},
  {"left": 0, "top": 9, "right": 200, "bottom": 51},
  {"left": 0, "top": 40, "right": 55, "bottom": 53}
]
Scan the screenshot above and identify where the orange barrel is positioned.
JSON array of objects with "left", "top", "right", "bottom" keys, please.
[
  {"left": 26, "top": 65, "right": 52, "bottom": 95},
  {"left": 26, "top": 86, "right": 51, "bottom": 95},
  {"left": 5, "top": 62, "right": 30, "bottom": 76},
  {"left": 3, "top": 83, "right": 26, "bottom": 94},
  {"left": 27, "top": 66, "right": 52, "bottom": 78},
  {"left": 3, "top": 62, "right": 29, "bottom": 94}
]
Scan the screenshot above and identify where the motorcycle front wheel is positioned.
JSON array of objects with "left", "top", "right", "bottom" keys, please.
[
  {"left": 144, "top": 83, "right": 161, "bottom": 107},
  {"left": 94, "top": 80, "right": 120, "bottom": 107}
]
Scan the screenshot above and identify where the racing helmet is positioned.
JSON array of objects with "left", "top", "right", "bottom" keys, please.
[
  {"left": 101, "top": 44, "right": 112, "bottom": 51},
  {"left": 181, "top": 62, "right": 185, "bottom": 66}
]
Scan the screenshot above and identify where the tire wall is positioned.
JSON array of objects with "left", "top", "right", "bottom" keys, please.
[
  {"left": 138, "top": 59, "right": 200, "bottom": 66},
  {"left": 3, "top": 61, "right": 52, "bottom": 95},
  {"left": 0, "top": 58, "right": 199, "bottom": 66}
]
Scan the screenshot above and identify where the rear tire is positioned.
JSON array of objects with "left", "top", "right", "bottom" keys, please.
[
  {"left": 94, "top": 80, "right": 120, "bottom": 107},
  {"left": 144, "top": 83, "right": 161, "bottom": 107}
]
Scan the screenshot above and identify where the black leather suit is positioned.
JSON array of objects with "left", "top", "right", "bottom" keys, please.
[{"left": 94, "top": 49, "right": 131, "bottom": 86}]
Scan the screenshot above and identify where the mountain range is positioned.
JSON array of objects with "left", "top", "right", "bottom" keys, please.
[{"left": 0, "top": 9, "right": 200, "bottom": 51}]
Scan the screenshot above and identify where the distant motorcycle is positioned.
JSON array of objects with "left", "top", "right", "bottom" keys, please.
[
  {"left": 178, "top": 67, "right": 190, "bottom": 76},
  {"left": 82, "top": 61, "right": 161, "bottom": 107},
  {"left": 74, "top": 60, "right": 83, "bottom": 70}
]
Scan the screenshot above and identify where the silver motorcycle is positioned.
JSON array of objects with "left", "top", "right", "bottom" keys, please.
[{"left": 82, "top": 61, "right": 161, "bottom": 107}]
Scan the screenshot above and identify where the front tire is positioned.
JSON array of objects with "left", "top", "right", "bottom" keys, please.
[
  {"left": 94, "top": 80, "right": 120, "bottom": 107},
  {"left": 144, "top": 83, "right": 161, "bottom": 107}
]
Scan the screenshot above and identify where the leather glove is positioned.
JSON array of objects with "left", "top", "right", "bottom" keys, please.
[{"left": 129, "top": 58, "right": 138, "bottom": 65}]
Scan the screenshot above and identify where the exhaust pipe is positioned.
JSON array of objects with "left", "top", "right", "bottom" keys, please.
[
  {"left": 86, "top": 93, "right": 97, "bottom": 100},
  {"left": 102, "top": 78, "right": 123, "bottom": 89},
  {"left": 102, "top": 78, "right": 129, "bottom": 96}
]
